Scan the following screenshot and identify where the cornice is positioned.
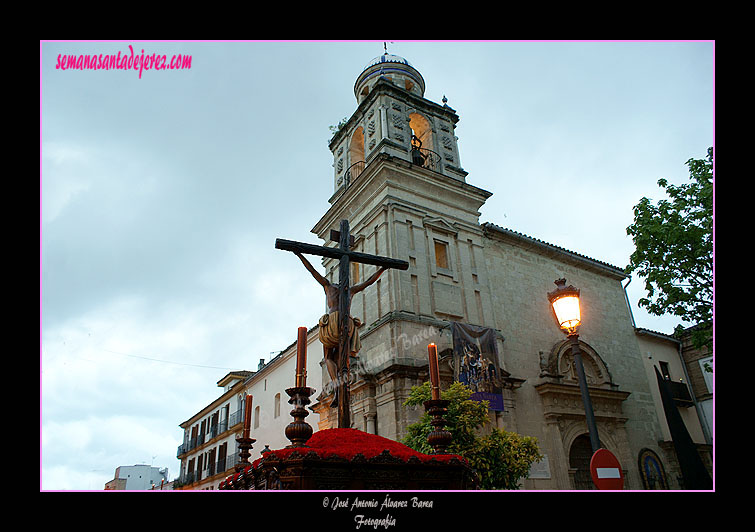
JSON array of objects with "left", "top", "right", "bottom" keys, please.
[{"left": 315, "top": 153, "right": 491, "bottom": 237}]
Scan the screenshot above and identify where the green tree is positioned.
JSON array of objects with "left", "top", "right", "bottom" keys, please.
[
  {"left": 625, "top": 147, "right": 713, "bottom": 350},
  {"left": 402, "top": 381, "right": 542, "bottom": 489},
  {"left": 328, "top": 117, "right": 349, "bottom": 137}
]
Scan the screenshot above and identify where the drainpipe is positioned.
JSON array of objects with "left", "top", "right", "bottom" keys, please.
[{"left": 623, "top": 276, "right": 636, "bottom": 328}]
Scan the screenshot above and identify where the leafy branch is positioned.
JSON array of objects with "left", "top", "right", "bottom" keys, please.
[
  {"left": 402, "top": 381, "right": 543, "bottom": 489},
  {"left": 626, "top": 147, "right": 713, "bottom": 350}
]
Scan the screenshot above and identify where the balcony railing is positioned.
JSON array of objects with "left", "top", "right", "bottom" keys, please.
[
  {"left": 179, "top": 471, "right": 196, "bottom": 486},
  {"left": 209, "top": 419, "right": 229, "bottom": 440},
  {"left": 340, "top": 145, "right": 442, "bottom": 193},
  {"left": 667, "top": 379, "right": 694, "bottom": 407},
  {"left": 177, "top": 409, "right": 243, "bottom": 457},
  {"left": 410, "top": 147, "right": 441, "bottom": 172},
  {"left": 229, "top": 408, "right": 243, "bottom": 428},
  {"left": 344, "top": 160, "right": 365, "bottom": 188},
  {"left": 178, "top": 453, "right": 240, "bottom": 487}
]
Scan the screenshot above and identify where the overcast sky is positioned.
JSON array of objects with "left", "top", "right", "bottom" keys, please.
[{"left": 40, "top": 40, "right": 714, "bottom": 490}]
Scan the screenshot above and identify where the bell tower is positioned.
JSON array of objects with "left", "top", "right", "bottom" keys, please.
[
  {"left": 329, "top": 53, "right": 468, "bottom": 194},
  {"left": 312, "top": 52, "right": 497, "bottom": 439}
]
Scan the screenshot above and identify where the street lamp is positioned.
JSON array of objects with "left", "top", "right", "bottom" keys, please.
[{"left": 547, "top": 278, "right": 601, "bottom": 453}]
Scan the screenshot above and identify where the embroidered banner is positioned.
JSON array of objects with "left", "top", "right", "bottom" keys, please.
[{"left": 450, "top": 322, "right": 504, "bottom": 411}]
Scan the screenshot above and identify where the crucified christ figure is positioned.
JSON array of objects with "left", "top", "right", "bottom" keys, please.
[{"left": 293, "top": 251, "right": 386, "bottom": 406}]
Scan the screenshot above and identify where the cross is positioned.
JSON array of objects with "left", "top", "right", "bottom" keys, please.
[{"left": 276, "top": 219, "right": 409, "bottom": 428}]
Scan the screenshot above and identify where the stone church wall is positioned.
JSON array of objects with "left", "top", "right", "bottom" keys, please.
[{"left": 482, "top": 230, "right": 665, "bottom": 488}]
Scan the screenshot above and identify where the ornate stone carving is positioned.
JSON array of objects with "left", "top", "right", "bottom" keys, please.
[
  {"left": 559, "top": 351, "right": 601, "bottom": 385},
  {"left": 542, "top": 339, "right": 615, "bottom": 388},
  {"left": 538, "top": 351, "right": 550, "bottom": 374},
  {"left": 535, "top": 337, "right": 630, "bottom": 469}
]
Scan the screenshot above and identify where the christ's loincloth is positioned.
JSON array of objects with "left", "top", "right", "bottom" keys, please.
[{"left": 319, "top": 311, "right": 362, "bottom": 357}]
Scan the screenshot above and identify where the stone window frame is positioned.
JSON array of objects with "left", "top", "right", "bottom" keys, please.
[{"left": 424, "top": 217, "right": 459, "bottom": 282}]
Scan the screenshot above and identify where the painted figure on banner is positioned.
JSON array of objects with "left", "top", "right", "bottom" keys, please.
[{"left": 451, "top": 322, "right": 505, "bottom": 411}]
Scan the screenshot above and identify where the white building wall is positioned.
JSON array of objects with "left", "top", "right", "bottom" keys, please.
[
  {"left": 114, "top": 465, "right": 168, "bottom": 490},
  {"left": 243, "top": 330, "right": 324, "bottom": 463}
]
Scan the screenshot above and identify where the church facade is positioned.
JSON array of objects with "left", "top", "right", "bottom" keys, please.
[
  {"left": 306, "top": 53, "right": 708, "bottom": 490},
  {"left": 176, "top": 52, "right": 711, "bottom": 490}
]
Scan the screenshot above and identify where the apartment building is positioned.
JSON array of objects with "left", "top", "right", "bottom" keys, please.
[
  {"left": 175, "top": 327, "right": 324, "bottom": 490},
  {"left": 175, "top": 370, "right": 252, "bottom": 489}
]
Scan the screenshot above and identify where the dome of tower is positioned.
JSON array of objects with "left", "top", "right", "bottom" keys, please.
[
  {"left": 354, "top": 53, "right": 425, "bottom": 103},
  {"left": 362, "top": 53, "right": 414, "bottom": 70}
]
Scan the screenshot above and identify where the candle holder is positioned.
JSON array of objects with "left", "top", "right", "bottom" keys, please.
[
  {"left": 423, "top": 399, "right": 452, "bottom": 454},
  {"left": 295, "top": 326, "right": 308, "bottom": 387},
  {"left": 235, "top": 435, "right": 256, "bottom": 472},
  {"left": 285, "top": 386, "right": 316, "bottom": 448}
]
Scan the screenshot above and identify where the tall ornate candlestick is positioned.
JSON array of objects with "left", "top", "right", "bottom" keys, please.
[
  {"left": 285, "top": 386, "right": 315, "bottom": 448},
  {"left": 243, "top": 394, "right": 253, "bottom": 439},
  {"left": 295, "top": 326, "right": 307, "bottom": 387},
  {"left": 427, "top": 343, "right": 441, "bottom": 400},
  {"left": 424, "top": 343, "right": 451, "bottom": 453},
  {"left": 423, "top": 399, "right": 452, "bottom": 454},
  {"left": 236, "top": 394, "right": 256, "bottom": 471},
  {"left": 286, "top": 326, "right": 315, "bottom": 447}
]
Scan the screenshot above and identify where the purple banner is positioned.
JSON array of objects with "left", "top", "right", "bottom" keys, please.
[{"left": 451, "top": 322, "right": 504, "bottom": 412}]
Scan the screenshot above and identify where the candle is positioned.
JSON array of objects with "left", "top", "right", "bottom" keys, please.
[
  {"left": 243, "top": 394, "right": 253, "bottom": 438},
  {"left": 296, "top": 326, "right": 307, "bottom": 387},
  {"left": 428, "top": 343, "right": 440, "bottom": 400}
]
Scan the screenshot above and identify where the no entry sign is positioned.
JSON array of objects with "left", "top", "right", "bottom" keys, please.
[{"left": 590, "top": 448, "right": 624, "bottom": 490}]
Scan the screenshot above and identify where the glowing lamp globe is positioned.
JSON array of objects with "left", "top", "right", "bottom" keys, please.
[{"left": 548, "top": 278, "right": 581, "bottom": 334}]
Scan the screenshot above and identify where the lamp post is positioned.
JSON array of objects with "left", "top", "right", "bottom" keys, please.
[{"left": 547, "top": 278, "right": 601, "bottom": 454}]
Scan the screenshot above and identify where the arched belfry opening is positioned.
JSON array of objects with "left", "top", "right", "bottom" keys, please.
[
  {"left": 409, "top": 112, "right": 441, "bottom": 171},
  {"left": 409, "top": 112, "right": 432, "bottom": 151},
  {"left": 346, "top": 126, "right": 365, "bottom": 185},
  {"left": 349, "top": 126, "right": 364, "bottom": 165}
]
